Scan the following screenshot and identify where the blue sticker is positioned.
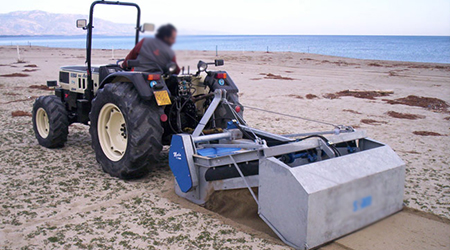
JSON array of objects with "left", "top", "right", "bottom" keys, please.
[
  {"left": 353, "top": 195, "right": 372, "bottom": 212},
  {"left": 150, "top": 81, "right": 157, "bottom": 87},
  {"left": 218, "top": 79, "right": 225, "bottom": 86}
]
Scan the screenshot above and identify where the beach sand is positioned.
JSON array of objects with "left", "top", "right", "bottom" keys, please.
[{"left": 0, "top": 46, "right": 449, "bottom": 249}]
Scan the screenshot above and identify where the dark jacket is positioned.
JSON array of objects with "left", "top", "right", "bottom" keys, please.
[{"left": 123, "top": 38, "right": 180, "bottom": 74}]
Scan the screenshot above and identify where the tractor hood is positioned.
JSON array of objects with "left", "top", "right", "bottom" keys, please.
[{"left": 60, "top": 65, "right": 103, "bottom": 73}]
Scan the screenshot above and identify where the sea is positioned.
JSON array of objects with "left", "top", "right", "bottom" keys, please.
[{"left": 1, "top": 35, "right": 449, "bottom": 64}]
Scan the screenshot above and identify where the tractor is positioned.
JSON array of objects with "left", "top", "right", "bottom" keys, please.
[
  {"left": 32, "top": 1, "right": 405, "bottom": 249},
  {"left": 32, "top": 0, "right": 241, "bottom": 179}
]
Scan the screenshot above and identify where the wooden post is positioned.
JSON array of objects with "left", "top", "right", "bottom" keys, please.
[{"left": 16, "top": 45, "right": 21, "bottom": 62}]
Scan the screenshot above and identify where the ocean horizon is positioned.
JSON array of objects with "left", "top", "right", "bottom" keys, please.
[{"left": 1, "top": 35, "right": 449, "bottom": 64}]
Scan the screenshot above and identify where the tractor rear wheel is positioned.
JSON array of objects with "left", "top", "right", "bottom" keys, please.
[
  {"left": 89, "top": 82, "right": 164, "bottom": 179},
  {"left": 32, "top": 95, "right": 69, "bottom": 148}
]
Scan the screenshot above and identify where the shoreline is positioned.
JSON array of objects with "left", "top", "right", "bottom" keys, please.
[{"left": 2, "top": 45, "right": 450, "bottom": 66}]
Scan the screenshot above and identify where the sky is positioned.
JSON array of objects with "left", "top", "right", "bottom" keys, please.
[{"left": 1, "top": 0, "right": 450, "bottom": 35}]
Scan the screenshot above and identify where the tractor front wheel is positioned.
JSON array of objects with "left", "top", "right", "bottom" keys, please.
[
  {"left": 32, "top": 95, "right": 69, "bottom": 148},
  {"left": 89, "top": 83, "right": 164, "bottom": 179}
]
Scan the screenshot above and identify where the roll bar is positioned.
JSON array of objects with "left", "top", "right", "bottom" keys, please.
[{"left": 85, "top": 0, "right": 141, "bottom": 101}]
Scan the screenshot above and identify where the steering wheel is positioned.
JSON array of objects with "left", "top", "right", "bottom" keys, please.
[{"left": 116, "top": 59, "right": 125, "bottom": 65}]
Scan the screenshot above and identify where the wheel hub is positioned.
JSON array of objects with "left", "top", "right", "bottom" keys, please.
[
  {"left": 98, "top": 103, "right": 128, "bottom": 161},
  {"left": 36, "top": 108, "right": 50, "bottom": 138}
]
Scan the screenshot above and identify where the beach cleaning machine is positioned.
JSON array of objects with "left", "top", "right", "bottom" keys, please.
[
  {"left": 31, "top": 1, "right": 405, "bottom": 249},
  {"left": 168, "top": 89, "right": 405, "bottom": 249}
]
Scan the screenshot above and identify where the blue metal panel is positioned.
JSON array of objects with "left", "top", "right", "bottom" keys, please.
[
  {"left": 197, "top": 147, "right": 242, "bottom": 158},
  {"left": 169, "top": 135, "right": 193, "bottom": 193},
  {"left": 197, "top": 148, "right": 217, "bottom": 157}
]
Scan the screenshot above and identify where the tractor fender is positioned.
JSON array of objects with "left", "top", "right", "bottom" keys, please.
[
  {"left": 204, "top": 71, "right": 239, "bottom": 94},
  {"left": 100, "top": 72, "right": 170, "bottom": 101}
]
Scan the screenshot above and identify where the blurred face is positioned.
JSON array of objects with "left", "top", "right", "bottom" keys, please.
[{"left": 164, "top": 30, "right": 177, "bottom": 47}]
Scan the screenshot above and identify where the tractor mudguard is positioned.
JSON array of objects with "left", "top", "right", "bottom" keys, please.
[
  {"left": 100, "top": 72, "right": 171, "bottom": 101},
  {"left": 204, "top": 71, "right": 239, "bottom": 93}
]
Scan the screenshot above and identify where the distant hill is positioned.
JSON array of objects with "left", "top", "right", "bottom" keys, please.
[{"left": 0, "top": 10, "right": 135, "bottom": 36}]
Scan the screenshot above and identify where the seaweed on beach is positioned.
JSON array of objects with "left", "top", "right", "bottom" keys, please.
[
  {"left": 2, "top": 92, "right": 20, "bottom": 96},
  {"left": 412, "top": 131, "right": 444, "bottom": 136},
  {"left": 368, "top": 63, "right": 384, "bottom": 67},
  {"left": 11, "top": 110, "right": 32, "bottom": 117},
  {"left": 286, "top": 94, "right": 303, "bottom": 99},
  {"left": 262, "top": 73, "right": 294, "bottom": 80},
  {"left": 343, "top": 109, "right": 362, "bottom": 114},
  {"left": 1, "top": 96, "right": 38, "bottom": 104},
  {"left": 384, "top": 95, "right": 449, "bottom": 113},
  {"left": 336, "top": 90, "right": 393, "bottom": 100},
  {"left": 322, "top": 90, "right": 393, "bottom": 100},
  {"left": 407, "top": 64, "right": 450, "bottom": 71},
  {"left": 305, "top": 94, "right": 318, "bottom": 99},
  {"left": 0, "top": 73, "right": 29, "bottom": 77},
  {"left": 29, "top": 85, "right": 51, "bottom": 90},
  {"left": 386, "top": 111, "right": 425, "bottom": 120},
  {"left": 322, "top": 93, "right": 339, "bottom": 99},
  {"left": 360, "top": 119, "right": 387, "bottom": 125}
]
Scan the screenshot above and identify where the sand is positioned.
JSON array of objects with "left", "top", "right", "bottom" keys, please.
[{"left": 0, "top": 45, "right": 449, "bottom": 249}]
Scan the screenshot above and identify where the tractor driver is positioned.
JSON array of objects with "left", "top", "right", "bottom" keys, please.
[{"left": 122, "top": 24, "right": 180, "bottom": 74}]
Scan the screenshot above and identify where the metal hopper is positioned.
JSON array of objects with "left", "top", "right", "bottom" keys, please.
[{"left": 258, "top": 139, "right": 405, "bottom": 249}]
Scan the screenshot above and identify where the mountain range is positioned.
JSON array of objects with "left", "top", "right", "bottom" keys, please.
[{"left": 0, "top": 10, "right": 135, "bottom": 36}]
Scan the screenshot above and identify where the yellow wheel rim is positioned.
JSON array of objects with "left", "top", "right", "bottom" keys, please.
[
  {"left": 36, "top": 108, "right": 50, "bottom": 138},
  {"left": 97, "top": 103, "right": 128, "bottom": 161}
]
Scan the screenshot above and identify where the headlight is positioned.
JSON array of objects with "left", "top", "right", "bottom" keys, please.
[
  {"left": 197, "top": 61, "right": 208, "bottom": 72},
  {"left": 168, "top": 64, "right": 177, "bottom": 73},
  {"left": 166, "top": 62, "right": 177, "bottom": 74}
]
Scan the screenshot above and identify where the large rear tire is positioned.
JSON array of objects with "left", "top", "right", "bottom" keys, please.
[
  {"left": 32, "top": 95, "right": 69, "bottom": 148},
  {"left": 89, "top": 83, "right": 164, "bottom": 179}
]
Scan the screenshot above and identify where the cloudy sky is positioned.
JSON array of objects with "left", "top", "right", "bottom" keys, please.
[{"left": 2, "top": 0, "right": 450, "bottom": 35}]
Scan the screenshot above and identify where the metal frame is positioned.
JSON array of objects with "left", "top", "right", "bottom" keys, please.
[
  {"left": 192, "top": 90, "right": 226, "bottom": 137},
  {"left": 169, "top": 89, "right": 405, "bottom": 250},
  {"left": 85, "top": 0, "right": 142, "bottom": 102},
  {"left": 172, "top": 89, "right": 368, "bottom": 204}
]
